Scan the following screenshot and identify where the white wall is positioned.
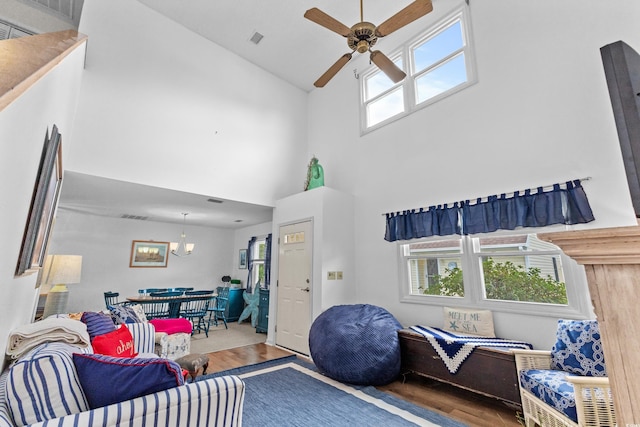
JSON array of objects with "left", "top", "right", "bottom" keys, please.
[
  {"left": 271, "top": 187, "right": 356, "bottom": 345},
  {"left": 48, "top": 209, "right": 234, "bottom": 313},
  {"left": 68, "top": 0, "right": 309, "bottom": 208},
  {"left": 307, "top": 0, "right": 640, "bottom": 349},
  {"left": 0, "top": 41, "right": 86, "bottom": 362}
]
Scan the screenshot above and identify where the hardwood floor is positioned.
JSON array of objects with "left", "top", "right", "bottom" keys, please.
[{"left": 206, "top": 343, "right": 524, "bottom": 427}]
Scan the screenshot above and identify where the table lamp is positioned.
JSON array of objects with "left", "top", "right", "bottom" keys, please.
[{"left": 40, "top": 255, "right": 82, "bottom": 318}]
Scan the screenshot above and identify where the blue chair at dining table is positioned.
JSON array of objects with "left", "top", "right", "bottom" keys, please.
[
  {"left": 180, "top": 290, "right": 215, "bottom": 336},
  {"left": 139, "top": 291, "right": 183, "bottom": 319},
  {"left": 207, "top": 287, "right": 230, "bottom": 329},
  {"left": 138, "top": 288, "right": 168, "bottom": 295}
]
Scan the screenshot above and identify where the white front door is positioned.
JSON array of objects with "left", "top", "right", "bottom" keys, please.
[{"left": 276, "top": 220, "right": 312, "bottom": 355}]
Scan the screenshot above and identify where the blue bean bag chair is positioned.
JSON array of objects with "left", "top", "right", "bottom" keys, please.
[{"left": 309, "top": 304, "right": 403, "bottom": 386}]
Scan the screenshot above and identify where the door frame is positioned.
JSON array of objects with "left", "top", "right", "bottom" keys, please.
[{"left": 265, "top": 217, "right": 314, "bottom": 350}]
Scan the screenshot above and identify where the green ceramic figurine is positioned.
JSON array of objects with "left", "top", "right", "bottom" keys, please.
[{"left": 305, "top": 156, "right": 324, "bottom": 191}]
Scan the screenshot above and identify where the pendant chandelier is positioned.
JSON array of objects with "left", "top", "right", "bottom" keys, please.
[{"left": 170, "top": 213, "right": 195, "bottom": 257}]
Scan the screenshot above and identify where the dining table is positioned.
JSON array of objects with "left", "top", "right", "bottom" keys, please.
[{"left": 126, "top": 293, "right": 216, "bottom": 318}]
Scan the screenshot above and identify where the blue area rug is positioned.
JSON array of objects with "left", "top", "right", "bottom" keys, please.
[{"left": 197, "top": 355, "right": 467, "bottom": 427}]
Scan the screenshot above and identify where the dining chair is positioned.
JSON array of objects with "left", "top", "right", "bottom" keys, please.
[
  {"left": 138, "top": 288, "right": 168, "bottom": 295},
  {"left": 139, "top": 300, "right": 173, "bottom": 320},
  {"left": 168, "top": 287, "right": 194, "bottom": 293},
  {"left": 146, "top": 291, "right": 185, "bottom": 318},
  {"left": 181, "top": 290, "right": 215, "bottom": 336},
  {"left": 103, "top": 291, "right": 125, "bottom": 309},
  {"left": 207, "top": 287, "right": 230, "bottom": 329},
  {"left": 149, "top": 291, "right": 184, "bottom": 297}
]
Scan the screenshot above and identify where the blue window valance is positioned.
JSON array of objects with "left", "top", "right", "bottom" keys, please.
[{"left": 384, "top": 180, "right": 594, "bottom": 242}]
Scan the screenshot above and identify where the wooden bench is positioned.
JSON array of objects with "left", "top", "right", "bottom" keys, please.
[{"left": 398, "top": 328, "right": 522, "bottom": 407}]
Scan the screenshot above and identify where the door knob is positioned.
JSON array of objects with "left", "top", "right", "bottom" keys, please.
[{"left": 301, "top": 287, "right": 310, "bottom": 292}]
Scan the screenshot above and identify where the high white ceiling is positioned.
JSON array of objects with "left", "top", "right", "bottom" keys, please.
[
  {"left": 56, "top": 0, "right": 441, "bottom": 228},
  {"left": 136, "top": 0, "right": 440, "bottom": 92}
]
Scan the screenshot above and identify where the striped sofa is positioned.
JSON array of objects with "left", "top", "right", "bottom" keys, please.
[{"left": 0, "top": 323, "right": 245, "bottom": 427}]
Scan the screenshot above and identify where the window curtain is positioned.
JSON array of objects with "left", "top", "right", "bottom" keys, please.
[
  {"left": 246, "top": 236, "right": 256, "bottom": 292},
  {"left": 385, "top": 204, "right": 461, "bottom": 242},
  {"left": 264, "top": 233, "right": 272, "bottom": 289},
  {"left": 384, "top": 180, "right": 594, "bottom": 242}
]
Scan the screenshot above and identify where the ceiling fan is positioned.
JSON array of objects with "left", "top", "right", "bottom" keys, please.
[{"left": 304, "top": 0, "right": 434, "bottom": 88}]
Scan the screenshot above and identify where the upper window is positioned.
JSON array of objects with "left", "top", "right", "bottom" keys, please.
[
  {"left": 400, "top": 233, "right": 591, "bottom": 318},
  {"left": 361, "top": 6, "right": 476, "bottom": 133}
]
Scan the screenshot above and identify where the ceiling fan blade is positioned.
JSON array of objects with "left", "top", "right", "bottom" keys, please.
[
  {"left": 304, "top": 8, "right": 351, "bottom": 37},
  {"left": 370, "top": 50, "right": 406, "bottom": 83},
  {"left": 375, "top": 0, "right": 434, "bottom": 37},
  {"left": 314, "top": 53, "right": 353, "bottom": 88}
]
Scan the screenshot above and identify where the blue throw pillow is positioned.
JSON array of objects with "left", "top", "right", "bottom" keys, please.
[
  {"left": 73, "top": 353, "right": 184, "bottom": 409},
  {"left": 80, "top": 311, "right": 116, "bottom": 340},
  {"left": 109, "top": 304, "right": 140, "bottom": 324},
  {"left": 550, "top": 319, "right": 606, "bottom": 377}
]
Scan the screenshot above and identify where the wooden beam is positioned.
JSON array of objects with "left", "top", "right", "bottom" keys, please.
[{"left": 540, "top": 222, "right": 640, "bottom": 425}]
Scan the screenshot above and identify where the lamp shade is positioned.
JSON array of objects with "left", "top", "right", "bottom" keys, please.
[
  {"left": 40, "top": 255, "right": 82, "bottom": 318},
  {"left": 40, "top": 255, "right": 82, "bottom": 286}
]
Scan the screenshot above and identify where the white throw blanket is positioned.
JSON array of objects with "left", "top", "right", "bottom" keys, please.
[{"left": 6, "top": 317, "right": 91, "bottom": 360}]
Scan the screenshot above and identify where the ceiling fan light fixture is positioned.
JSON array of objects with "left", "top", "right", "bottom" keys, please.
[{"left": 305, "top": 0, "right": 433, "bottom": 87}]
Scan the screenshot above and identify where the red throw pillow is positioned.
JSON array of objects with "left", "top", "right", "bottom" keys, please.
[
  {"left": 91, "top": 325, "right": 137, "bottom": 357},
  {"left": 149, "top": 318, "right": 193, "bottom": 335}
]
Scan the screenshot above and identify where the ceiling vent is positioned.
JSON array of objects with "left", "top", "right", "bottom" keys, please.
[
  {"left": 249, "top": 31, "right": 264, "bottom": 45},
  {"left": 207, "top": 198, "right": 224, "bottom": 204},
  {"left": 121, "top": 214, "right": 148, "bottom": 221}
]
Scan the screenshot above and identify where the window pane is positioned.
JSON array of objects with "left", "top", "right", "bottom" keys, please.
[
  {"left": 365, "top": 59, "right": 403, "bottom": 100},
  {"left": 252, "top": 261, "right": 265, "bottom": 287},
  {"left": 480, "top": 256, "right": 568, "bottom": 304},
  {"left": 413, "top": 21, "right": 463, "bottom": 73},
  {"left": 367, "top": 87, "right": 404, "bottom": 127},
  {"left": 406, "top": 239, "right": 464, "bottom": 297},
  {"left": 477, "top": 235, "right": 568, "bottom": 305},
  {"left": 415, "top": 54, "right": 467, "bottom": 104}
]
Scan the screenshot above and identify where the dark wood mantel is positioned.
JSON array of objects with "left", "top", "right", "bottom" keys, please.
[{"left": 540, "top": 222, "right": 640, "bottom": 425}]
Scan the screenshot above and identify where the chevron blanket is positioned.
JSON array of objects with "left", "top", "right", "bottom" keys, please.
[{"left": 409, "top": 325, "right": 532, "bottom": 374}]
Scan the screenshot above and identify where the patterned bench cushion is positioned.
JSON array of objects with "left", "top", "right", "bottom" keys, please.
[
  {"left": 519, "top": 369, "right": 577, "bottom": 423},
  {"left": 5, "top": 343, "right": 90, "bottom": 427}
]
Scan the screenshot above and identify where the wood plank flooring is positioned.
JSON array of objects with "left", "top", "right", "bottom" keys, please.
[{"left": 205, "top": 343, "right": 524, "bottom": 427}]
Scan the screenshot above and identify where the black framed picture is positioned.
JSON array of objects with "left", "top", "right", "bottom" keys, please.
[
  {"left": 239, "top": 249, "right": 248, "bottom": 269},
  {"left": 16, "top": 125, "right": 63, "bottom": 277}
]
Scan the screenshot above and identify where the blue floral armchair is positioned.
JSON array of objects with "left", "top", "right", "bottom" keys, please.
[{"left": 513, "top": 319, "right": 616, "bottom": 427}]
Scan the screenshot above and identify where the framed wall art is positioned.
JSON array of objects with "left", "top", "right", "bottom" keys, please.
[
  {"left": 16, "top": 125, "right": 63, "bottom": 277},
  {"left": 239, "top": 249, "right": 247, "bottom": 269},
  {"left": 130, "top": 240, "right": 170, "bottom": 268}
]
